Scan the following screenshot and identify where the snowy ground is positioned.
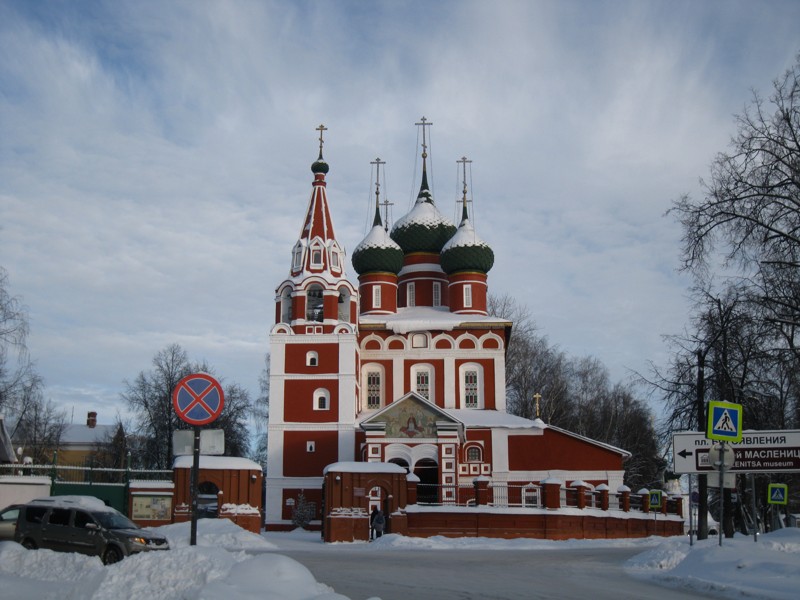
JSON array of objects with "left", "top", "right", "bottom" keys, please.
[{"left": 0, "top": 520, "right": 798, "bottom": 599}]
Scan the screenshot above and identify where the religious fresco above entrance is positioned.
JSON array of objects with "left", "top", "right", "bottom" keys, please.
[{"left": 377, "top": 395, "right": 453, "bottom": 438}]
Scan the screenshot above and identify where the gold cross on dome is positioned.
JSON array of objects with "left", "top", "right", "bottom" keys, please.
[
  {"left": 415, "top": 116, "right": 432, "bottom": 159},
  {"left": 533, "top": 393, "right": 542, "bottom": 419},
  {"left": 316, "top": 124, "right": 327, "bottom": 155}
]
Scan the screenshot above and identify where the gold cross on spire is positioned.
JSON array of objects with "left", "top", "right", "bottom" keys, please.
[
  {"left": 533, "top": 392, "right": 542, "bottom": 419},
  {"left": 316, "top": 124, "right": 327, "bottom": 156},
  {"left": 415, "top": 116, "right": 432, "bottom": 160},
  {"left": 457, "top": 155, "right": 473, "bottom": 215},
  {"left": 370, "top": 157, "right": 386, "bottom": 208}
]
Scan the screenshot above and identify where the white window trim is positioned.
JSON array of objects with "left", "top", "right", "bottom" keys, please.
[
  {"left": 363, "top": 366, "right": 383, "bottom": 410},
  {"left": 372, "top": 285, "right": 381, "bottom": 309},
  {"left": 280, "top": 288, "right": 292, "bottom": 323},
  {"left": 292, "top": 244, "right": 304, "bottom": 270},
  {"left": 407, "top": 282, "right": 416, "bottom": 307},
  {"left": 411, "top": 363, "right": 434, "bottom": 402},
  {"left": 306, "top": 284, "right": 324, "bottom": 322},
  {"left": 306, "top": 351, "right": 319, "bottom": 367},
  {"left": 466, "top": 445, "right": 482, "bottom": 463},
  {"left": 463, "top": 284, "right": 473, "bottom": 308},
  {"left": 310, "top": 241, "right": 324, "bottom": 268},
  {"left": 459, "top": 363, "right": 484, "bottom": 409},
  {"left": 432, "top": 282, "right": 441, "bottom": 307},
  {"left": 523, "top": 484, "right": 540, "bottom": 508},
  {"left": 313, "top": 388, "right": 330, "bottom": 411}
]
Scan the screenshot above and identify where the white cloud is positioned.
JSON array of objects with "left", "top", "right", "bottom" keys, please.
[{"left": 1, "top": 0, "right": 799, "bottom": 423}]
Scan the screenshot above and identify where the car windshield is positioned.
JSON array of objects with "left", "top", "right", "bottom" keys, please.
[{"left": 94, "top": 510, "right": 138, "bottom": 530}]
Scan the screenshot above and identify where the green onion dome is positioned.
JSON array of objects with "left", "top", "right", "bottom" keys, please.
[
  {"left": 311, "top": 151, "right": 329, "bottom": 174},
  {"left": 390, "top": 188, "right": 456, "bottom": 253},
  {"left": 352, "top": 208, "right": 404, "bottom": 275},
  {"left": 440, "top": 213, "right": 494, "bottom": 274}
]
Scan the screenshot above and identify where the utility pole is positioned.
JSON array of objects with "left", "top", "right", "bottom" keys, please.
[{"left": 696, "top": 349, "right": 708, "bottom": 540}]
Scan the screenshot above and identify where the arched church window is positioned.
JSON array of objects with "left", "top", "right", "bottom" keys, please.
[
  {"left": 407, "top": 282, "right": 416, "bottom": 307},
  {"left": 366, "top": 370, "right": 381, "bottom": 409},
  {"left": 310, "top": 241, "right": 324, "bottom": 268},
  {"left": 280, "top": 288, "right": 292, "bottom": 324},
  {"left": 313, "top": 388, "right": 330, "bottom": 411},
  {"left": 372, "top": 285, "right": 381, "bottom": 308},
  {"left": 292, "top": 243, "right": 303, "bottom": 270},
  {"left": 459, "top": 363, "right": 484, "bottom": 409},
  {"left": 463, "top": 284, "right": 473, "bottom": 308},
  {"left": 306, "top": 285, "right": 324, "bottom": 322},
  {"left": 338, "top": 287, "right": 350, "bottom": 322},
  {"left": 411, "top": 364, "right": 433, "bottom": 401},
  {"left": 306, "top": 352, "right": 318, "bottom": 367},
  {"left": 466, "top": 446, "right": 482, "bottom": 463}
]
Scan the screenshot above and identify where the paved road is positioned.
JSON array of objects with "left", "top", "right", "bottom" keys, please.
[{"left": 274, "top": 546, "right": 715, "bottom": 600}]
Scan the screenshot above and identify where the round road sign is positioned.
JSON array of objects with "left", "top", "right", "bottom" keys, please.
[{"left": 172, "top": 373, "right": 225, "bottom": 426}]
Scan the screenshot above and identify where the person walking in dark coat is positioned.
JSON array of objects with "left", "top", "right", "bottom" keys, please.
[
  {"left": 370, "top": 507, "right": 379, "bottom": 540},
  {"left": 372, "top": 509, "right": 386, "bottom": 538}
]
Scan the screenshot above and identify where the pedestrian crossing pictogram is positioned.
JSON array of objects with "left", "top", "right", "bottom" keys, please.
[
  {"left": 714, "top": 410, "right": 737, "bottom": 432},
  {"left": 707, "top": 400, "right": 743, "bottom": 442},
  {"left": 768, "top": 484, "right": 788, "bottom": 505}
]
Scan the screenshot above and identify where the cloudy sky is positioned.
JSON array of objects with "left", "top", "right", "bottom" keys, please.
[{"left": 1, "top": 0, "right": 798, "bottom": 427}]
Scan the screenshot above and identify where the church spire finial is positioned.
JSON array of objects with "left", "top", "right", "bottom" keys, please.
[
  {"left": 457, "top": 156, "right": 472, "bottom": 223},
  {"left": 316, "top": 123, "right": 327, "bottom": 159},
  {"left": 311, "top": 124, "right": 330, "bottom": 174},
  {"left": 415, "top": 116, "right": 433, "bottom": 199},
  {"left": 370, "top": 157, "right": 386, "bottom": 228}
]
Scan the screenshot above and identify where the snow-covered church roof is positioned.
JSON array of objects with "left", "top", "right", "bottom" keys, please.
[{"left": 359, "top": 306, "right": 511, "bottom": 334}]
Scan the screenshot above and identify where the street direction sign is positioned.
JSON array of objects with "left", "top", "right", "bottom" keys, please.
[
  {"left": 172, "top": 373, "right": 225, "bottom": 426},
  {"left": 768, "top": 483, "right": 788, "bottom": 505},
  {"left": 707, "top": 400, "right": 743, "bottom": 442},
  {"left": 672, "top": 430, "right": 800, "bottom": 474}
]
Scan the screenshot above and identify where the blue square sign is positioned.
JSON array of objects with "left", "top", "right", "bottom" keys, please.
[{"left": 707, "top": 400, "right": 742, "bottom": 442}]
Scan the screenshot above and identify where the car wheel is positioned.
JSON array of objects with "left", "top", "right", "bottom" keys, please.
[
  {"left": 103, "top": 546, "right": 123, "bottom": 565},
  {"left": 21, "top": 538, "right": 38, "bottom": 550}
]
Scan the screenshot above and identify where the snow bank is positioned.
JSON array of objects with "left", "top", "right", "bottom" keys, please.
[
  {"left": 0, "top": 520, "right": 348, "bottom": 600},
  {"left": 625, "top": 528, "right": 800, "bottom": 600}
]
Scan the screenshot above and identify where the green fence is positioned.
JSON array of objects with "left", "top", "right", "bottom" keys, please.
[{"left": 0, "top": 463, "right": 173, "bottom": 515}]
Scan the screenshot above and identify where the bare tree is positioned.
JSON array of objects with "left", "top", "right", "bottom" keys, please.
[
  {"left": 122, "top": 343, "right": 254, "bottom": 468},
  {"left": 250, "top": 353, "right": 270, "bottom": 469},
  {"left": 11, "top": 389, "right": 66, "bottom": 464},
  {"left": 0, "top": 267, "right": 42, "bottom": 417},
  {"left": 672, "top": 53, "right": 800, "bottom": 355}
]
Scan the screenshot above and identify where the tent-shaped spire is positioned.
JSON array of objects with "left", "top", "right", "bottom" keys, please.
[{"left": 288, "top": 124, "right": 347, "bottom": 282}]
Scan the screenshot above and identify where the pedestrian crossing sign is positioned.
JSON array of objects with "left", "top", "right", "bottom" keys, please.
[
  {"left": 768, "top": 483, "right": 788, "bottom": 505},
  {"left": 707, "top": 400, "right": 743, "bottom": 442},
  {"left": 649, "top": 490, "right": 663, "bottom": 509}
]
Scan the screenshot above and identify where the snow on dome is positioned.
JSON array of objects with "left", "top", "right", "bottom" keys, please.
[
  {"left": 440, "top": 217, "right": 495, "bottom": 274},
  {"left": 352, "top": 224, "right": 404, "bottom": 275},
  {"left": 390, "top": 200, "right": 456, "bottom": 253}
]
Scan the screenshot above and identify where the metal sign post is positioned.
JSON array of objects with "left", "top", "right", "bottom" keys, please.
[
  {"left": 750, "top": 473, "right": 758, "bottom": 542},
  {"left": 172, "top": 373, "right": 225, "bottom": 547},
  {"left": 718, "top": 443, "right": 726, "bottom": 547},
  {"left": 190, "top": 426, "right": 200, "bottom": 545}
]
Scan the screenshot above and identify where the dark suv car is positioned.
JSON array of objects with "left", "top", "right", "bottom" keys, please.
[{"left": 14, "top": 496, "right": 169, "bottom": 564}]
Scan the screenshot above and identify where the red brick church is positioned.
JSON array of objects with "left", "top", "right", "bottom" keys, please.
[{"left": 264, "top": 122, "right": 631, "bottom": 531}]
